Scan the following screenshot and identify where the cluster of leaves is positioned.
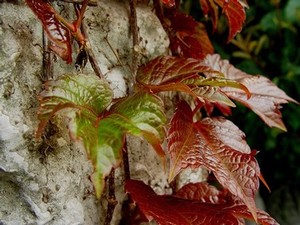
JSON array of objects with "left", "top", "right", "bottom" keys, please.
[
  {"left": 194, "top": 0, "right": 300, "bottom": 198},
  {"left": 26, "top": 0, "right": 299, "bottom": 224}
]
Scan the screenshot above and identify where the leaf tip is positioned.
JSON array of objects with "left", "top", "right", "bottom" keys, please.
[
  {"left": 91, "top": 172, "right": 105, "bottom": 199},
  {"left": 259, "top": 173, "right": 271, "bottom": 193}
]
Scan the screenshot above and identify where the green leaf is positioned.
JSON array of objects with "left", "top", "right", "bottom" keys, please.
[
  {"left": 109, "top": 92, "right": 167, "bottom": 157},
  {"left": 37, "top": 74, "right": 113, "bottom": 138},
  {"left": 76, "top": 92, "right": 166, "bottom": 197},
  {"left": 38, "top": 80, "right": 166, "bottom": 198}
]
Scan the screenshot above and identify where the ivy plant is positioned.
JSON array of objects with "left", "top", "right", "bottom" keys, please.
[{"left": 25, "top": 0, "right": 298, "bottom": 224}]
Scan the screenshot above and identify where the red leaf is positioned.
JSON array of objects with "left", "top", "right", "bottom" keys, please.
[
  {"left": 168, "top": 101, "right": 202, "bottom": 181},
  {"left": 168, "top": 101, "right": 263, "bottom": 220},
  {"left": 195, "top": 118, "right": 260, "bottom": 220},
  {"left": 126, "top": 180, "right": 279, "bottom": 225},
  {"left": 199, "top": 0, "right": 247, "bottom": 41},
  {"left": 136, "top": 56, "right": 213, "bottom": 94},
  {"left": 175, "top": 181, "right": 227, "bottom": 203},
  {"left": 176, "top": 182, "right": 279, "bottom": 225},
  {"left": 202, "top": 54, "right": 299, "bottom": 131},
  {"left": 25, "top": 0, "right": 72, "bottom": 63},
  {"left": 161, "top": 0, "right": 175, "bottom": 7},
  {"left": 200, "top": 0, "right": 219, "bottom": 31},
  {"left": 214, "top": 0, "right": 247, "bottom": 41},
  {"left": 137, "top": 56, "right": 212, "bottom": 85},
  {"left": 137, "top": 56, "right": 249, "bottom": 108},
  {"left": 165, "top": 11, "right": 214, "bottom": 59}
]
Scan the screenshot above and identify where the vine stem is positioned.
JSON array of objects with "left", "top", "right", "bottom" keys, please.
[
  {"left": 42, "top": 30, "right": 54, "bottom": 81},
  {"left": 122, "top": 138, "right": 131, "bottom": 181},
  {"left": 74, "top": 3, "right": 105, "bottom": 79},
  {"left": 153, "top": 0, "right": 165, "bottom": 28},
  {"left": 60, "top": 0, "right": 98, "bottom": 6},
  {"left": 118, "top": 2, "right": 141, "bottom": 223},
  {"left": 82, "top": 26, "right": 105, "bottom": 79},
  {"left": 104, "top": 168, "right": 118, "bottom": 225},
  {"left": 129, "top": 0, "right": 139, "bottom": 81}
]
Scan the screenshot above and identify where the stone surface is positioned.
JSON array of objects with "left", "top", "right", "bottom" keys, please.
[{"left": 0, "top": 1, "right": 169, "bottom": 224}]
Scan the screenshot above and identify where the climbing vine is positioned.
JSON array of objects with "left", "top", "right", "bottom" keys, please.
[{"left": 25, "top": 0, "right": 298, "bottom": 224}]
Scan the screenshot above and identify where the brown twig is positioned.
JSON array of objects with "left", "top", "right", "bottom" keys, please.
[
  {"left": 118, "top": 138, "right": 135, "bottom": 225},
  {"left": 60, "top": 0, "right": 98, "bottom": 6},
  {"left": 129, "top": 0, "right": 139, "bottom": 79},
  {"left": 122, "top": 138, "right": 131, "bottom": 181},
  {"left": 118, "top": 3, "right": 139, "bottom": 224},
  {"left": 74, "top": 3, "right": 105, "bottom": 79},
  {"left": 153, "top": 0, "right": 165, "bottom": 27},
  {"left": 42, "top": 29, "right": 54, "bottom": 81},
  {"left": 104, "top": 168, "right": 118, "bottom": 225},
  {"left": 103, "top": 35, "right": 125, "bottom": 69},
  {"left": 85, "top": 38, "right": 105, "bottom": 79}
]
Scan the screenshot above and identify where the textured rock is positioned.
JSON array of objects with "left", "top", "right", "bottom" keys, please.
[{"left": 0, "top": 1, "right": 169, "bottom": 224}]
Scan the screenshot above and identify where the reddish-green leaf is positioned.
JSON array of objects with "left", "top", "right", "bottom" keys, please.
[
  {"left": 165, "top": 11, "right": 214, "bottom": 59},
  {"left": 25, "top": 0, "right": 72, "bottom": 63},
  {"left": 87, "top": 92, "right": 166, "bottom": 196},
  {"left": 38, "top": 78, "right": 166, "bottom": 197},
  {"left": 37, "top": 74, "right": 115, "bottom": 197},
  {"left": 71, "top": 92, "right": 167, "bottom": 198},
  {"left": 71, "top": 112, "right": 124, "bottom": 198},
  {"left": 126, "top": 180, "right": 279, "bottom": 225},
  {"left": 202, "top": 54, "right": 299, "bottom": 131},
  {"left": 37, "top": 74, "right": 113, "bottom": 138},
  {"left": 137, "top": 56, "right": 213, "bottom": 97},
  {"left": 107, "top": 92, "right": 167, "bottom": 157}
]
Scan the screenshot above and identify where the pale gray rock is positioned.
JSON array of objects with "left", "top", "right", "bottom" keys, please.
[{"left": 0, "top": 0, "right": 171, "bottom": 225}]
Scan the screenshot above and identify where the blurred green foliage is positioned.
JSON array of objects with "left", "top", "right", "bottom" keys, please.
[{"left": 182, "top": 0, "right": 300, "bottom": 191}]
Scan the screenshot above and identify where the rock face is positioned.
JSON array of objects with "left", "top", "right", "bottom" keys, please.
[{"left": 0, "top": 1, "right": 172, "bottom": 224}]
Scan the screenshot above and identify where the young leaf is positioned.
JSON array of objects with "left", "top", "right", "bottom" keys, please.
[
  {"left": 165, "top": 11, "right": 214, "bottom": 59},
  {"left": 25, "top": 0, "right": 72, "bottom": 63},
  {"left": 83, "top": 92, "right": 166, "bottom": 196},
  {"left": 202, "top": 54, "right": 299, "bottom": 131},
  {"left": 108, "top": 92, "right": 167, "bottom": 158},
  {"left": 38, "top": 76, "right": 166, "bottom": 197},
  {"left": 37, "top": 74, "right": 114, "bottom": 197},
  {"left": 37, "top": 74, "right": 113, "bottom": 138},
  {"left": 126, "top": 180, "right": 279, "bottom": 225},
  {"left": 70, "top": 112, "right": 124, "bottom": 198},
  {"left": 168, "top": 101, "right": 262, "bottom": 220}
]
